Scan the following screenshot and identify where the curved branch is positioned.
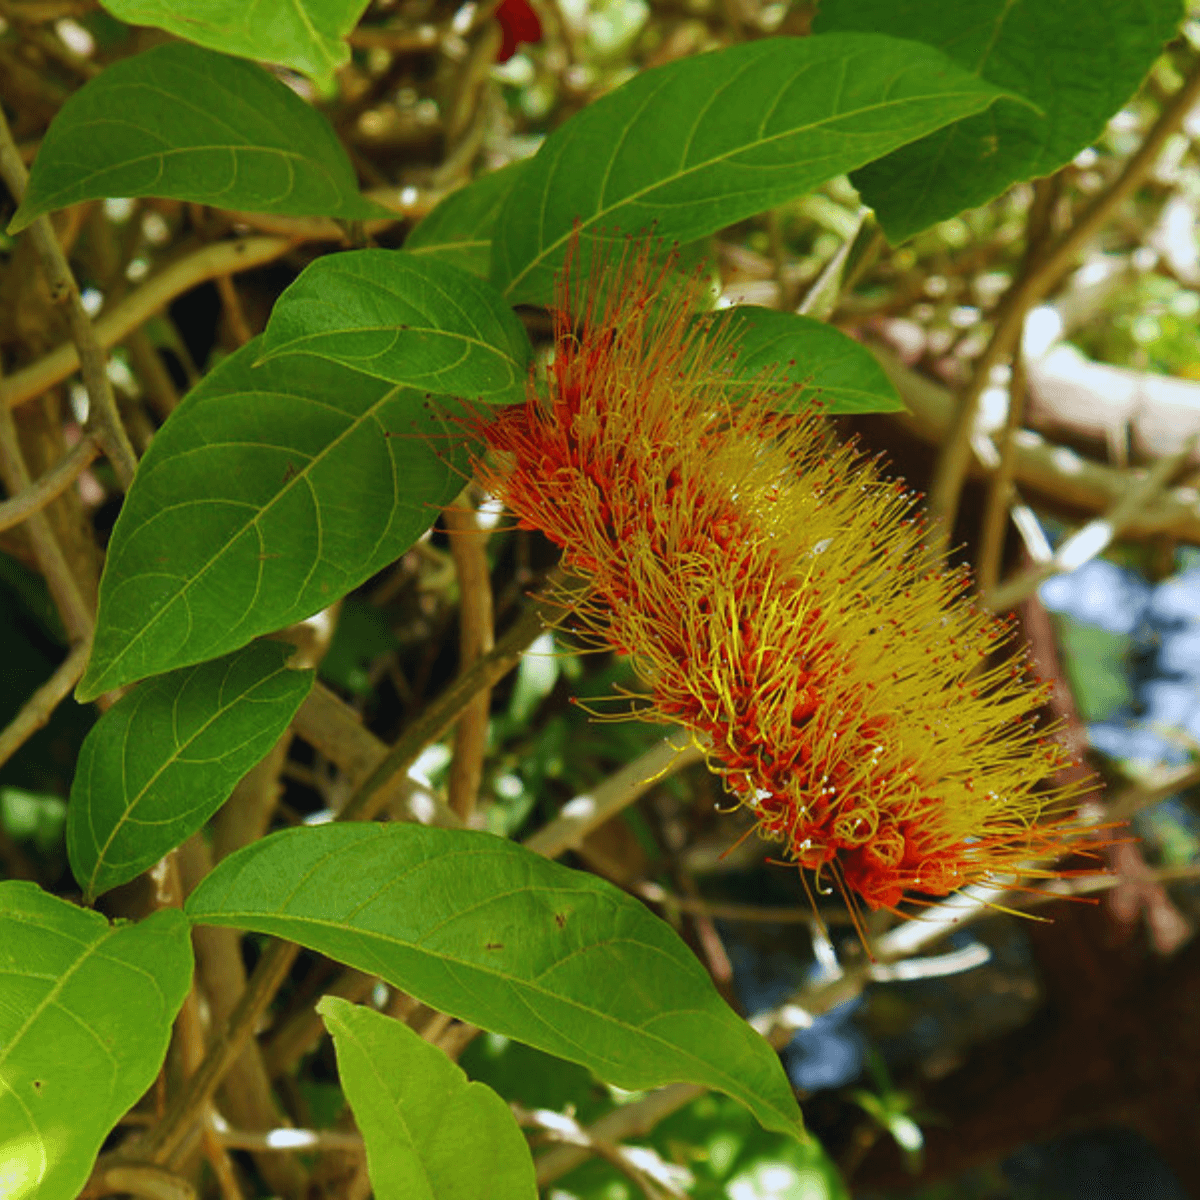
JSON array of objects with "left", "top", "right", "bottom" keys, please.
[
  {"left": 0, "top": 434, "right": 98, "bottom": 533},
  {"left": 0, "top": 236, "right": 294, "bottom": 412}
]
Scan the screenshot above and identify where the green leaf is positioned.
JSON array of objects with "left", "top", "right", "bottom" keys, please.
[
  {"left": 95, "top": 0, "right": 371, "bottom": 86},
  {"left": 814, "top": 0, "right": 1182, "bottom": 242},
  {"left": 708, "top": 306, "right": 902, "bottom": 414},
  {"left": 68, "top": 643, "right": 313, "bottom": 902},
  {"left": 77, "top": 339, "right": 468, "bottom": 700},
  {"left": 256, "top": 251, "right": 532, "bottom": 403},
  {"left": 558, "top": 1093, "right": 850, "bottom": 1200},
  {"left": 8, "top": 42, "right": 383, "bottom": 233},
  {"left": 186, "top": 823, "right": 804, "bottom": 1141},
  {"left": 0, "top": 883, "right": 192, "bottom": 1200},
  {"left": 406, "top": 163, "right": 529, "bottom": 277},
  {"left": 491, "top": 33, "right": 1020, "bottom": 304},
  {"left": 319, "top": 997, "right": 538, "bottom": 1200}
]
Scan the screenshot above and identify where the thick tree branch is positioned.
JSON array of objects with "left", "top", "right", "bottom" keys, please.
[{"left": 926, "top": 56, "right": 1200, "bottom": 555}]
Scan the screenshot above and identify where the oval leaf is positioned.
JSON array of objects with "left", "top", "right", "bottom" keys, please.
[
  {"left": 77, "top": 339, "right": 467, "bottom": 700},
  {"left": 491, "top": 33, "right": 1019, "bottom": 303},
  {"left": 68, "top": 642, "right": 314, "bottom": 902},
  {"left": 319, "top": 997, "right": 538, "bottom": 1200},
  {"left": 97, "top": 0, "right": 371, "bottom": 86},
  {"left": 405, "top": 162, "right": 529, "bottom": 277},
  {"left": 186, "top": 823, "right": 804, "bottom": 1141},
  {"left": 9, "top": 42, "right": 384, "bottom": 233},
  {"left": 256, "top": 250, "right": 532, "bottom": 403},
  {"left": 0, "top": 883, "right": 192, "bottom": 1200},
  {"left": 709, "top": 306, "right": 902, "bottom": 414},
  {"left": 815, "top": 0, "right": 1181, "bottom": 242}
]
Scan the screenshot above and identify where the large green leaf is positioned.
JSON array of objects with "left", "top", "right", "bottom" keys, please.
[
  {"left": 8, "top": 42, "right": 383, "bottom": 233},
  {"left": 815, "top": 0, "right": 1181, "bottom": 242},
  {"left": 77, "top": 340, "right": 468, "bottom": 700},
  {"left": 319, "top": 998, "right": 537, "bottom": 1200},
  {"left": 491, "top": 33, "right": 1019, "bottom": 304},
  {"left": 0, "top": 884, "right": 192, "bottom": 1200},
  {"left": 709, "top": 306, "right": 902, "bottom": 414},
  {"left": 96, "top": 0, "right": 371, "bottom": 86},
  {"left": 186, "top": 823, "right": 804, "bottom": 1141},
  {"left": 256, "top": 251, "right": 532, "bottom": 403},
  {"left": 68, "top": 643, "right": 313, "bottom": 902},
  {"left": 405, "top": 163, "right": 529, "bottom": 278}
]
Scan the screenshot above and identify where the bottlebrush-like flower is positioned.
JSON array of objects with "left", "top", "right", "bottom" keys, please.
[{"left": 469, "top": 244, "right": 1089, "bottom": 917}]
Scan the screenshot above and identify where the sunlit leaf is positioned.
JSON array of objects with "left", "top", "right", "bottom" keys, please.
[
  {"left": 68, "top": 642, "right": 313, "bottom": 901},
  {"left": 491, "top": 33, "right": 1019, "bottom": 303},
  {"left": 186, "top": 823, "right": 805, "bottom": 1141},
  {"left": 0, "top": 884, "right": 192, "bottom": 1200},
  {"left": 96, "top": 0, "right": 371, "bottom": 86},
  {"left": 9, "top": 43, "right": 383, "bottom": 232},
  {"left": 319, "top": 997, "right": 538, "bottom": 1199}
]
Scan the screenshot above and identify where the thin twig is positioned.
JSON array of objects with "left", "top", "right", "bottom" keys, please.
[
  {"left": 212, "top": 1127, "right": 365, "bottom": 1153},
  {"left": 1, "top": 236, "right": 293, "bottom": 412},
  {"left": 80, "top": 1162, "right": 196, "bottom": 1200},
  {"left": 142, "top": 940, "right": 301, "bottom": 1167},
  {"left": 292, "top": 681, "right": 463, "bottom": 828},
  {"left": 533, "top": 1083, "right": 704, "bottom": 1186},
  {"left": 1106, "top": 761, "right": 1200, "bottom": 822},
  {"left": 0, "top": 396, "right": 92, "bottom": 642},
  {"left": 0, "top": 105, "right": 138, "bottom": 488},
  {"left": 986, "top": 435, "right": 1197, "bottom": 611},
  {"left": 0, "top": 433, "right": 98, "bottom": 533},
  {"left": 0, "top": 637, "right": 90, "bottom": 771},
  {"left": 339, "top": 571, "right": 574, "bottom": 823},
  {"left": 975, "top": 349, "right": 1027, "bottom": 596},
  {"left": 523, "top": 730, "right": 703, "bottom": 858},
  {"left": 635, "top": 880, "right": 851, "bottom": 926},
  {"left": 262, "top": 968, "right": 376, "bottom": 1079},
  {"left": 214, "top": 273, "right": 254, "bottom": 346},
  {"left": 926, "top": 56, "right": 1200, "bottom": 557},
  {"left": 869, "top": 338, "right": 1200, "bottom": 544},
  {"left": 444, "top": 498, "right": 495, "bottom": 820},
  {"left": 976, "top": 175, "right": 1059, "bottom": 594}
]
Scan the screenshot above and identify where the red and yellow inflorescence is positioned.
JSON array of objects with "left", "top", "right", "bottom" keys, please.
[{"left": 470, "top": 244, "right": 1088, "bottom": 916}]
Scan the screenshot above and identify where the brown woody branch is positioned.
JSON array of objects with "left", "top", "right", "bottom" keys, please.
[
  {"left": 0, "top": 104, "right": 137, "bottom": 488},
  {"left": 0, "top": 432, "right": 97, "bottom": 533},
  {"left": 925, "top": 55, "right": 1200, "bottom": 556},
  {"left": 444, "top": 498, "right": 495, "bottom": 820},
  {"left": 0, "top": 236, "right": 295, "bottom": 412}
]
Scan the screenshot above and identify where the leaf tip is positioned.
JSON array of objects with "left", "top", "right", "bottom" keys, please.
[{"left": 6, "top": 205, "right": 33, "bottom": 235}]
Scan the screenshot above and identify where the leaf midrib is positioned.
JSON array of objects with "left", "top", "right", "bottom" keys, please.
[
  {"left": 84, "top": 660, "right": 287, "bottom": 897},
  {"left": 504, "top": 51, "right": 997, "bottom": 296},
  {"left": 86, "top": 377, "right": 402, "bottom": 695},
  {"left": 194, "top": 908, "right": 765, "bottom": 1099},
  {"left": 0, "top": 922, "right": 113, "bottom": 1076}
]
